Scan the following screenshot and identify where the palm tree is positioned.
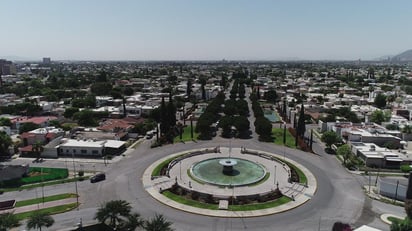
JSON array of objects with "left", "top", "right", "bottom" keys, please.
[
  {"left": 118, "top": 212, "right": 144, "bottom": 231},
  {"left": 26, "top": 212, "right": 54, "bottom": 231},
  {"left": 95, "top": 200, "right": 137, "bottom": 229},
  {"left": 143, "top": 214, "right": 174, "bottom": 231},
  {"left": 0, "top": 212, "right": 19, "bottom": 231}
]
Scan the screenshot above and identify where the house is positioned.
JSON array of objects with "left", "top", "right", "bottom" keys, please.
[
  {"left": 349, "top": 142, "right": 411, "bottom": 168},
  {"left": 20, "top": 127, "right": 65, "bottom": 146},
  {"left": 56, "top": 138, "right": 126, "bottom": 157},
  {"left": 19, "top": 127, "right": 65, "bottom": 157},
  {"left": 347, "top": 128, "right": 401, "bottom": 149},
  {"left": 11, "top": 116, "right": 58, "bottom": 131}
]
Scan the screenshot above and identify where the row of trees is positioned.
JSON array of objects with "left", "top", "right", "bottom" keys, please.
[
  {"left": 219, "top": 81, "right": 250, "bottom": 138},
  {"left": 195, "top": 92, "right": 225, "bottom": 139},
  {"left": 250, "top": 91, "right": 272, "bottom": 141},
  {"left": 0, "top": 200, "right": 174, "bottom": 231}
]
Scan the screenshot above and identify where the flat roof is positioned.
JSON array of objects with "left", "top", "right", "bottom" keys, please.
[
  {"left": 59, "top": 139, "right": 106, "bottom": 148},
  {"left": 104, "top": 140, "right": 126, "bottom": 148}
]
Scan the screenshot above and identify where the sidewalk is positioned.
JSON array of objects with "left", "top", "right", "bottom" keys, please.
[{"left": 143, "top": 147, "right": 317, "bottom": 218}]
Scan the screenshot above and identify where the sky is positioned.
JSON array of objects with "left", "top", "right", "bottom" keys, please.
[{"left": 0, "top": 0, "right": 411, "bottom": 61}]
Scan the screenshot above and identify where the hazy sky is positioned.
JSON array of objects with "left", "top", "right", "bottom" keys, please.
[{"left": 1, "top": 0, "right": 411, "bottom": 61}]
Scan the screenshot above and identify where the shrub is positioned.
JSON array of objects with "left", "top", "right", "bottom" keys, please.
[{"left": 401, "top": 165, "right": 412, "bottom": 173}]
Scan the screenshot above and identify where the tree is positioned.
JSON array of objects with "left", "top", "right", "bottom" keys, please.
[
  {"left": 95, "top": 200, "right": 137, "bottom": 229},
  {"left": 374, "top": 93, "right": 387, "bottom": 109},
  {"left": 19, "top": 122, "right": 40, "bottom": 134},
  {"left": 255, "top": 117, "right": 272, "bottom": 141},
  {"left": 167, "top": 93, "right": 176, "bottom": 130},
  {"left": 143, "top": 214, "right": 174, "bottom": 231},
  {"left": 264, "top": 88, "right": 277, "bottom": 104},
  {"left": 336, "top": 144, "right": 351, "bottom": 166},
  {"left": 370, "top": 110, "right": 390, "bottom": 125},
  {"left": 26, "top": 212, "right": 54, "bottom": 231},
  {"left": 186, "top": 79, "right": 192, "bottom": 99},
  {"left": 32, "top": 141, "right": 44, "bottom": 159},
  {"left": 233, "top": 115, "right": 250, "bottom": 137},
  {"left": 390, "top": 218, "right": 412, "bottom": 231},
  {"left": 159, "top": 97, "right": 169, "bottom": 135},
  {"left": 0, "top": 117, "right": 11, "bottom": 127},
  {"left": 0, "top": 212, "right": 19, "bottom": 231},
  {"left": 219, "top": 115, "right": 233, "bottom": 138},
  {"left": 0, "top": 132, "right": 12, "bottom": 157},
  {"left": 91, "top": 82, "right": 113, "bottom": 96},
  {"left": 118, "top": 212, "right": 144, "bottom": 231},
  {"left": 296, "top": 104, "right": 306, "bottom": 138},
  {"left": 404, "top": 125, "right": 412, "bottom": 134},
  {"left": 321, "top": 131, "right": 339, "bottom": 149},
  {"left": 199, "top": 77, "right": 207, "bottom": 101},
  {"left": 63, "top": 107, "right": 79, "bottom": 119},
  {"left": 73, "top": 110, "right": 98, "bottom": 127}
]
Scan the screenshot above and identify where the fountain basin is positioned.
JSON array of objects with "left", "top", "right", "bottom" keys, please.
[{"left": 191, "top": 157, "right": 266, "bottom": 187}]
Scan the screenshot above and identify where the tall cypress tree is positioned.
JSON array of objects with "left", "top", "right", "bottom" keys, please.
[
  {"left": 296, "top": 104, "right": 306, "bottom": 138},
  {"left": 160, "top": 97, "right": 169, "bottom": 135},
  {"left": 186, "top": 79, "right": 192, "bottom": 99},
  {"left": 167, "top": 92, "right": 176, "bottom": 128}
]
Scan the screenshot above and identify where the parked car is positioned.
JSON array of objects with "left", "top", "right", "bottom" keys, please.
[{"left": 90, "top": 173, "right": 106, "bottom": 183}]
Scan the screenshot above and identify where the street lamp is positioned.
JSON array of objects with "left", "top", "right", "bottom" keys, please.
[
  {"left": 179, "top": 161, "right": 182, "bottom": 180},
  {"left": 72, "top": 152, "right": 79, "bottom": 210},
  {"left": 274, "top": 165, "right": 277, "bottom": 185}
]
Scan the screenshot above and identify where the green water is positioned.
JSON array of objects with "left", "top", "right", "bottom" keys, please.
[{"left": 191, "top": 158, "right": 266, "bottom": 186}]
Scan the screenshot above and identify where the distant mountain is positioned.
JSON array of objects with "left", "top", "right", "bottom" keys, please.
[
  {"left": 374, "top": 55, "right": 393, "bottom": 61},
  {"left": 0, "top": 55, "right": 38, "bottom": 62},
  {"left": 391, "top": 49, "right": 412, "bottom": 62}
]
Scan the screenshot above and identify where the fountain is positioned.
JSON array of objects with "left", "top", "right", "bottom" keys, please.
[
  {"left": 190, "top": 157, "right": 266, "bottom": 186},
  {"left": 219, "top": 159, "right": 238, "bottom": 175}
]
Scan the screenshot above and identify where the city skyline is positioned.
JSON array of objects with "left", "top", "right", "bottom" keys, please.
[{"left": 1, "top": 0, "right": 411, "bottom": 61}]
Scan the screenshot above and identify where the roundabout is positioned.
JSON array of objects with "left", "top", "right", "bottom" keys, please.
[{"left": 143, "top": 146, "right": 317, "bottom": 217}]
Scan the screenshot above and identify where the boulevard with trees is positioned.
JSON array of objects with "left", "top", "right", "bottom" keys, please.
[{"left": 250, "top": 90, "right": 272, "bottom": 141}]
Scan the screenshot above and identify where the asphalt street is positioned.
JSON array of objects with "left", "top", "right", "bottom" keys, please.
[{"left": 1, "top": 87, "right": 402, "bottom": 231}]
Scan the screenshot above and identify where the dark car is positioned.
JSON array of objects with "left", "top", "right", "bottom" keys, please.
[{"left": 90, "top": 173, "right": 106, "bottom": 183}]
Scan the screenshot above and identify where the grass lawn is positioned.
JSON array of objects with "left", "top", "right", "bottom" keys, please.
[
  {"left": 272, "top": 128, "right": 295, "bottom": 148},
  {"left": 388, "top": 216, "right": 404, "bottom": 223},
  {"left": 15, "top": 203, "right": 78, "bottom": 220},
  {"left": 174, "top": 125, "right": 199, "bottom": 143},
  {"left": 229, "top": 196, "right": 292, "bottom": 211},
  {"left": 15, "top": 193, "right": 77, "bottom": 207},
  {"left": 0, "top": 176, "right": 88, "bottom": 192},
  {"left": 163, "top": 190, "right": 291, "bottom": 211},
  {"left": 291, "top": 164, "right": 307, "bottom": 184},
  {"left": 152, "top": 156, "right": 177, "bottom": 176},
  {"left": 271, "top": 156, "right": 307, "bottom": 185},
  {"left": 162, "top": 191, "right": 218, "bottom": 210}
]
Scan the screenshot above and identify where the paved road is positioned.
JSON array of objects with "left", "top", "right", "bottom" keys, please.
[
  {"left": 4, "top": 136, "right": 367, "bottom": 231},
  {"left": 2, "top": 111, "right": 400, "bottom": 230}
]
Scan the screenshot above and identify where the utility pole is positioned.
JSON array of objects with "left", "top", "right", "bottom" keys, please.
[
  {"left": 310, "top": 129, "right": 313, "bottom": 151},
  {"left": 394, "top": 180, "right": 399, "bottom": 203},
  {"left": 190, "top": 117, "right": 194, "bottom": 139},
  {"left": 72, "top": 152, "right": 79, "bottom": 210}
]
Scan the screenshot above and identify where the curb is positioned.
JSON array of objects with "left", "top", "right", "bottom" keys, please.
[
  {"left": 380, "top": 213, "right": 404, "bottom": 225},
  {"left": 142, "top": 147, "right": 317, "bottom": 218}
]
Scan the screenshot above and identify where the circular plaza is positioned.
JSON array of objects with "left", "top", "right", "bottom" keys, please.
[{"left": 142, "top": 146, "right": 317, "bottom": 217}]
